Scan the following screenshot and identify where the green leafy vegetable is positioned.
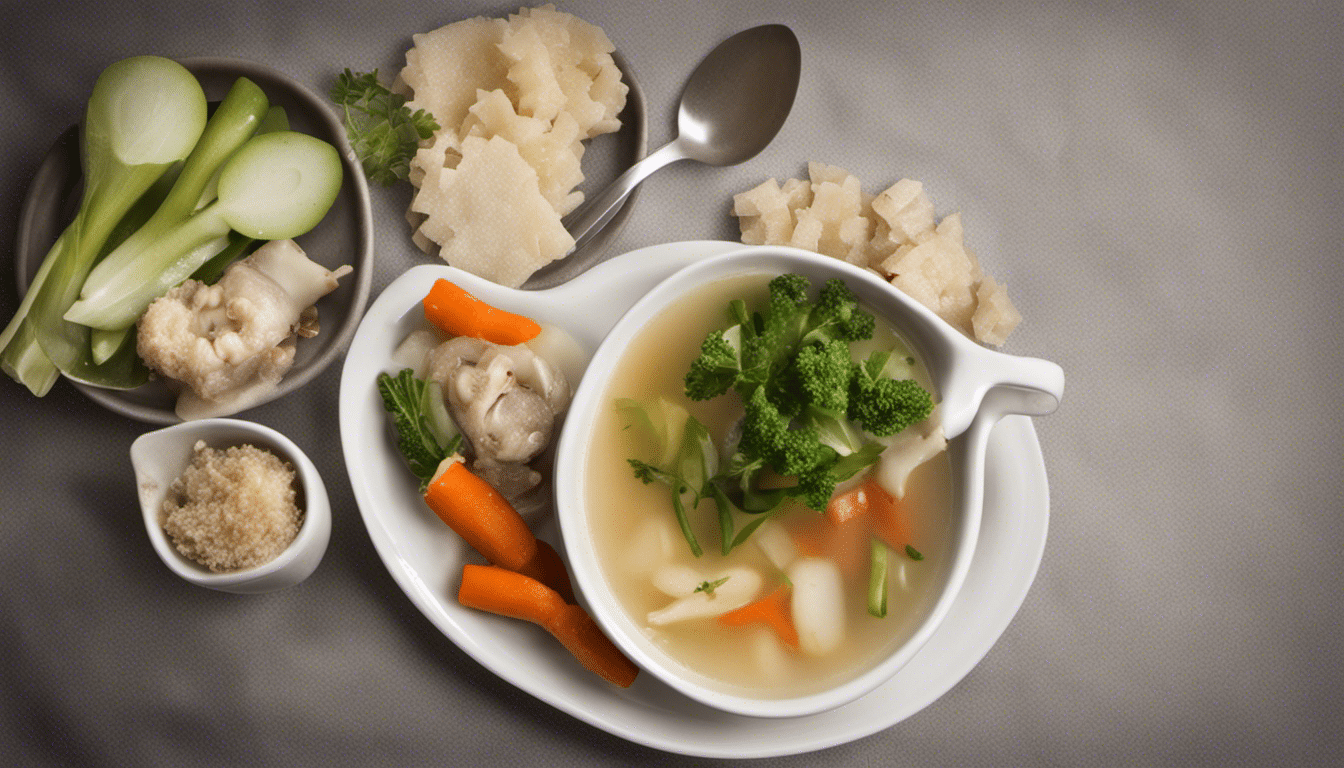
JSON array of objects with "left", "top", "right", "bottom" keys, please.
[
  {"left": 329, "top": 69, "right": 439, "bottom": 186},
  {"left": 905, "top": 544, "right": 924, "bottom": 561},
  {"left": 685, "top": 274, "right": 932, "bottom": 511},
  {"left": 65, "top": 128, "right": 343, "bottom": 333},
  {"left": 0, "top": 55, "right": 208, "bottom": 394},
  {"left": 377, "top": 369, "right": 463, "bottom": 491}
]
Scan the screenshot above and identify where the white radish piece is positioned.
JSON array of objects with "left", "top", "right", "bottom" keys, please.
[
  {"left": 789, "top": 558, "right": 846, "bottom": 656},
  {"left": 748, "top": 627, "right": 790, "bottom": 681},
  {"left": 391, "top": 328, "right": 443, "bottom": 376},
  {"left": 651, "top": 564, "right": 703, "bottom": 598},
  {"left": 620, "top": 515, "right": 679, "bottom": 578},
  {"left": 752, "top": 520, "right": 797, "bottom": 571},
  {"left": 646, "top": 566, "right": 761, "bottom": 626},
  {"left": 875, "top": 421, "right": 947, "bottom": 499}
]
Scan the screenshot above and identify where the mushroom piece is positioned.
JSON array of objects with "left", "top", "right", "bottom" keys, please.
[{"left": 423, "top": 335, "right": 571, "bottom": 501}]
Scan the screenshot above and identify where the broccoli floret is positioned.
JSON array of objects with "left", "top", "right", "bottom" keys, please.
[
  {"left": 684, "top": 329, "right": 741, "bottom": 401},
  {"left": 740, "top": 385, "right": 835, "bottom": 479},
  {"left": 793, "top": 338, "right": 852, "bottom": 412},
  {"left": 678, "top": 272, "right": 932, "bottom": 516},
  {"left": 792, "top": 464, "right": 841, "bottom": 511},
  {"left": 849, "top": 364, "right": 934, "bottom": 437},
  {"left": 802, "top": 278, "right": 876, "bottom": 345}
]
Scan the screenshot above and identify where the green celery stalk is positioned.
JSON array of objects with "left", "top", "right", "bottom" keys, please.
[{"left": 0, "top": 55, "right": 207, "bottom": 394}]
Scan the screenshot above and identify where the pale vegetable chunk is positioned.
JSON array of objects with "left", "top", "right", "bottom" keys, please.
[
  {"left": 646, "top": 566, "right": 762, "bottom": 626},
  {"left": 398, "top": 4, "right": 627, "bottom": 286},
  {"left": 730, "top": 170, "right": 1021, "bottom": 345},
  {"left": 752, "top": 520, "right": 798, "bottom": 571},
  {"left": 972, "top": 274, "right": 1022, "bottom": 346},
  {"left": 879, "top": 230, "right": 981, "bottom": 334},
  {"left": 875, "top": 418, "right": 949, "bottom": 499},
  {"left": 789, "top": 558, "right": 846, "bottom": 656},
  {"left": 137, "top": 239, "right": 350, "bottom": 420},
  {"left": 409, "top": 134, "right": 574, "bottom": 288},
  {"left": 401, "top": 17, "right": 510, "bottom": 143}
]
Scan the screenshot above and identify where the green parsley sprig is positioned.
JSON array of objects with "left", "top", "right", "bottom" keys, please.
[{"left": 329, "top": 69, "right": 439, "bottom": 186}]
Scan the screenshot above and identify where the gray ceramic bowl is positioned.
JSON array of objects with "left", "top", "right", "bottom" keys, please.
[{"left": 14, "top": 57, "right": 374, "bottom": 424}]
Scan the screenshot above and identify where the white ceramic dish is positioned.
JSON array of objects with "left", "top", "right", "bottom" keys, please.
[
  {"left": 130, "top": 417, "right": 331, "bottom": 593},
  {"left": 338, "top": 241, "right": 1055, "bottom": 757},
  {"left": 14, "top": 57, "right": 374, "bottom": 424},
  {"left": 555, "top": 248, "right": 1062, "bottom": 718}
]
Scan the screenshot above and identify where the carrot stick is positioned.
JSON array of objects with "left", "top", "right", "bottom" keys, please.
[
  {"left": 423, "top": 462, "right": 574, "bottom": 599},
  {"left": 521, "top": 539, "right": 575, "bottom": 604},
  {"left": 545, "top": 603, "right": 640, "bottom": 689},
  {"left": 825, "top": 483, "right": 871, "bottom": 525},
  {"left": 422, "top": 278, "right": 541, "bottom": 345},
  {"left": 424, "top": 461, "right": 537, "bottom": 571},
  {"left": 458, "top": 564, "right": 639, "bottom": 688},
  {"left": 718, "top": 584, "right": 799, "bottom": 649},
  {"left": 458, "top": 563, "right": 567, "bottom": 624}
]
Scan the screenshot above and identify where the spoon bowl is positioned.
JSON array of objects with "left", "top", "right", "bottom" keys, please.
[{"left": 531, "top": 25, "right": 801, "bottom": 287}]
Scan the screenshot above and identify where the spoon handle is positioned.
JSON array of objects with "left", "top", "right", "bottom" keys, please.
[{"left": 565, "top": 140, "right": 690, "bottom": 253}]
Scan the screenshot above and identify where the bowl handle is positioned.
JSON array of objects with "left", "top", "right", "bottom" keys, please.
[{"left": 938, "top": 346, "right": 1065, "bottom": 440}]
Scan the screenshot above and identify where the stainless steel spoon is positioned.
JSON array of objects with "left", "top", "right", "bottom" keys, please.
[{"left": 527, "top": 24, "right": 801, "bottom": 289}]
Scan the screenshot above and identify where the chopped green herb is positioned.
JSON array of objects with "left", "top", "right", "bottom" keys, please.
[
  {"left": 695, "top": 577, "right": 730, "bottom": 596},
  {"left": 905, "top": 544, "right": 924, "bottom": 561},
  {"left": 330, "top": 69, "right": 439, "bottom": 186},
  {"left": 377, "top": 369, "right": 462, "bottom": 491}
]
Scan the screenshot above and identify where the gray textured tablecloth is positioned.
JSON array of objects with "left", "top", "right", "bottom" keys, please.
[{"left": 3, "top": 1, "right": 1340, "bottom": 765}]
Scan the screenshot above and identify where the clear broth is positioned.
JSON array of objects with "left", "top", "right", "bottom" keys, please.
[{"left": 584, "top": 273, "right": 951, "bottom": 697}]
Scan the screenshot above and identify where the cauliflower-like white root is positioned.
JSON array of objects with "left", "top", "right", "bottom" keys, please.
[{"left": 137, "top": 239, "right": 351, "bottom": 419}]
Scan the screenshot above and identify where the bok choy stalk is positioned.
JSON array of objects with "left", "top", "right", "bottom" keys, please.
[
  {"left": 64, "top": 129, "right": 343, "bottom": 333},
  {"left": 0, "top": 55, "right": 207, "bottom": 395},
  {"left": 69, "top": 75, "right": 270, "bottom": 333},
  {"left": 87, "top": 102, "right": 291, "bottom": 365}
]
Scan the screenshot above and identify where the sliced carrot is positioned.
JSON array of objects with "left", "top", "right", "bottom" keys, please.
[
  {"left": 545, "top": 603, "right": 640, "bottom": 689},
  {"left": 520, "top": 539, "right": 575, "bottom": 604},
  {"left": 458, "top": 563, "right": 566, "bottom": 624},
  {"left": 867, "top": 482, "right": 913, "bottom": 550},
  {"left": 424, "top": 461, "right": 538, "bottom": 571},
  {"left": 718, "top": 584, "right": 799, "bottom": 649},
  {"left": 423, "top": 462, "right": 574, "bottom": 599},
  {"left": 789, "top": 512, "right": 869, "bottom": 577},
  {"left": 825, "top": 483, "right": 871, "bottom": 525},
  {"left": 458, "top": 564, "right": 639, "bottom": 688},
  {"left": 422, "top": 278, "right": 541, "bottom": 345}
]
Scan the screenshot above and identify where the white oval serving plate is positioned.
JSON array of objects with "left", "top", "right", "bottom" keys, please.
[{"left": 337, "top": 240, "right": 1052, "bottom": 758}]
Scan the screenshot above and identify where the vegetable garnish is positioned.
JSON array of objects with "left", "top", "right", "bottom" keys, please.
[
  {"left": 421, "top": 278, "right": 542, "bottom": 345},
  {"left": 65, "top": 129, "right": 344, "bottom": 334},
  {"left": 868, "top": 539, "right": 889, "bottom": 618},
  {"left": 329, "top": 68, "right": 439, "bottom": 186},
  {"left": 695, "top": 577, "right": 730, "bottom": 596},
  {"left": 905, "top": 544, "right": 924, "bottom": 561},
  {"left": 684, "top": 274, "right": 934, "bottom": 512},
  {"left": 620, "top": 274, "right": 935, "bottom": 559},
  {"left": 423, "top": 460, "right": 575, "bottom": 602},
  {"left": 458, "top": 564, "right": 638, "bottom": 688},
  {"left": 377, "top": 369, "right": 462, "bottom": 491},
  {"left": 718, "top": 584, "right": 799, "bottom": 649},
  {"left": 1, "top": 55, "right": 208, "bottom": 394}
]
